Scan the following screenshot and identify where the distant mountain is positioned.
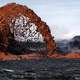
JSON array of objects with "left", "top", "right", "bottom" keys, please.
[
  {"left": 56, "top": 36, "right": 80, "bottom": 54},
  {"left": 69, "top": 36, "right": 80, "bottom": 48},
  {"left": 56, "top": 39, "right": 70, "bottom": 54}
]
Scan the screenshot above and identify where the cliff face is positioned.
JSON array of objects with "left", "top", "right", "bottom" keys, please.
[{"left": 0, "top": 3, "right": 56, "bottom": 55}]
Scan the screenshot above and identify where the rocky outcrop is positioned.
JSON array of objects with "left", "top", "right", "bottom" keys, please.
[
  {"left": 0, "top": 51, "right": 43, "bottom": 60},
  {"left": 0, "top": 3, "right": 56, "bottom": 55}
]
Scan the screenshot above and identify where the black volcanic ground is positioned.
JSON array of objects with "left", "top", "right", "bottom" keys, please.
[{"left": 0, "top": 58, "right": 80, "bottom": 80}]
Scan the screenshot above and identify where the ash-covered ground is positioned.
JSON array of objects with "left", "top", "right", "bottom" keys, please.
[{"left": 0, "top": 58, "right": 80, "bottom": 80}]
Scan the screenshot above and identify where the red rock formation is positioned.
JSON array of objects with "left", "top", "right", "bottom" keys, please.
[
  {"left": 48, "top": 53, "right": 64, "bottom": 58},
  {"left": 0, "top": 51, "right": 43, "bottom": 61},
  {"left": 0, "top": 3, "right": 80, "bottom": 60},
  {"left": 64, "top": 53, "right": 80, "bottom": 59},
  {"left": 48, "top": 53, "right": 80, "bottom": 59},
  {"left": 0, "top": 3, "right": 56, "bottom": 59}
]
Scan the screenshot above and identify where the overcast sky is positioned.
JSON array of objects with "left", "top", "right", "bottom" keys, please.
[{"left": 0, "top": 0, "right": 80, "bottom": 40}]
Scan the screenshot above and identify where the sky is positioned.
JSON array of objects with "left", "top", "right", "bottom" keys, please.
[{"left": 0, "top": 0, "right": 80, "bottom": 40}]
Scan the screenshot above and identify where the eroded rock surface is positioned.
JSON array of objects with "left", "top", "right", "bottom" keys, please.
[{"left": 0, "top": 3, "right": 56, "bottom": 55}]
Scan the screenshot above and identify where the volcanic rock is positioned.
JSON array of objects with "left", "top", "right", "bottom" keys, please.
[{"left": 0, "top": 3, "right": 56, "bottom": 56}]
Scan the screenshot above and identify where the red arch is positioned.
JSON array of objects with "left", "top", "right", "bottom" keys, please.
[{"left": 0, "top": 3, "right": 56, "bottom": 54}]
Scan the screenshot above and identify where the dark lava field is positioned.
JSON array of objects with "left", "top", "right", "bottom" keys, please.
[{"left": 0, "top": 58, "right": 80, "bottom": 80}]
